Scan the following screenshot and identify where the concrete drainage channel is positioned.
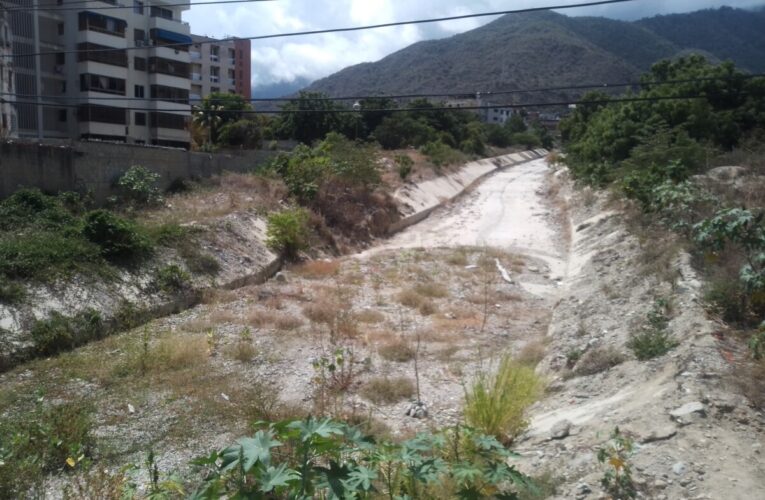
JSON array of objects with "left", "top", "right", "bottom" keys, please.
[{"left": 0, "top": 149, "right": 547, "bottom": 371}]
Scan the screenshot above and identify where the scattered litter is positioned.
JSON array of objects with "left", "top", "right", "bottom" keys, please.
[
  {"left": 495, "top": 259, "right": 513, "bottom": 284},
  {"left": 221, "top": 393, "right": 230, "bottom": 401},
  {"left": 127, "top": 404, "right": 135, "bottom": 414}
]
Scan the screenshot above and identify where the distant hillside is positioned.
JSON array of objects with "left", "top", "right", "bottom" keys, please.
[{"left": 302, "top": 7, "right": 765, "bottom": 103}]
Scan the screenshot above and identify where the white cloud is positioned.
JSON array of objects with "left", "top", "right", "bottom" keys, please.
[{"left": 183, "top": 0, "right": 760, "bottom": 90}]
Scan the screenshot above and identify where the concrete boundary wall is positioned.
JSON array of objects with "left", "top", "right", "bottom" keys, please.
[
  {"left": 388, "top": 149, "right": 548, "bottom": 234},
  {"left": 0, "top": 140, "right": 290, "bottom": 202}
]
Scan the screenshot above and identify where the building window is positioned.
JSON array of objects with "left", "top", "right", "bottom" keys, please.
[
  {"left": 150, "top": 84, "right": 189, "bottom": 104},
  {"left": 58, "top": 109, "right": 67, "bottom": 122},
  {"left": 56, "top": 52, "right": 65, "bottom": 65},
  {"left": 150, "top": 6, "right": 173, "bottom": 20},
  {"left": 78, "top": 11, "right": 127, "bottom": 38},
  {"left": 134, "top": 1, "right": 144, "bottom": 14},
  {"left": 134, "top": 57, "right": 146, "bottom": 71},
  {"left": 134, "top": 29, "right": 145, "bottom": 43},
  {"left": 78, "top": 104, "right": 127, "bottom": 125},
  {"left": 148, "top": 57, "right": 190, "bottom": 78},
  {"left": 57, "top": 23, "right": 64, "bottom": 35},
  {"left": 210, "top": 87, "right": 219, "bottom": 93},
  {"left": 77, "top": 42, "right": 128, "bottom": 67},
  {"left": 150, "top": 111, "right": 186, "bottom": 130},
  {"left": 135, "top": 112, "right": 146, "bottom": 126},
  {"left": 80, "top": 73, "right": 126, "bottom": 95},
  {"left": 134, "top": 85, "right": 144, "bottom": 98}
]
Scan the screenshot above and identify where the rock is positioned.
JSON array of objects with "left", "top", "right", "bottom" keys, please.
[
  {"left": 274, "top": 272, "right": 287, "bottom": 283},
  {"left": 528, "top": 266, "right": 540, "bottom": 273},
  {"left": 405, "top": 401, "right": 428, "bottom": 419},
  {"left": 639, "top": 425, "right": 677, "bottom": 444},
  {"left": 654, "top": 479, "right": 668, "bottom": 490},
  {"left": 550, "top": 420, "right": 572, "bottom": 440},
  {"left": 672, "top": 462, "right": 688, "bottom": 476},
  {"left": 575, "top": 482, "right": 591, "bottom": 498},
  {"left": 669, "top": 402, "right": 706, "bottom": 425}
]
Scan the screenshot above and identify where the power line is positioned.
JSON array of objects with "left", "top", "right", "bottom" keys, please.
[
  {"left": 1, "top": 0, "right": 638, "bottom": 59},
  {"left": 0, "top": 73, "right": 761, "bottom": 104},
  {"left": 6, "top": 93, "right": 743, "bottom": 114},
  {"left": 1, "top": 0, "right": 278, "bottom": 13}
]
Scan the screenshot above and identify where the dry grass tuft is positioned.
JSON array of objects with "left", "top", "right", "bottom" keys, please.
[
  {"left": 302, "top": 300, "right": 339, "bottom": 325},
  {"left": 153, "top": 335, "right": 209, "bottom": 371},
  {"left": 209, "top": 310, "right": 241, "bottom": 324},
  {"left": 397, "top": 288, "right": 425, "bottom": 308},
  {"left": 355, "top": 309, "right": 385, "bottom": 324},
  {"left": 414, "top": 282, "right": 449, "bottom": 299},
  {"left": 247, "top": 310, "right": 280, "bottom": 328},
  {"left": 735, "top": 359, "right": 765, "bottom": 411},
  {"left": 273, "top": 314, "right": 304, "bottom": 331},
  {"left": 181, "top": 318, "right": 215, "bottom": 333},
  {"left": 515, "top": 339, "right": 548, "bottom": 367},
  {"left": 445, "top": 249, "right": 469, "bottom": 266},
  {"left": 360, "top": 376, "right": 415, "bottom": 405},
  {"left": 294, "top": 260, "right": 341, "bottom": 279},
  {"left": 200, "top": 288, "right": 239, "bottom": 305},
  {"left": 378, "top": 339, "right": 415, "bottom": 362},
  {"left": 573, "top": 347, "right": 626, "bottom": 376}
]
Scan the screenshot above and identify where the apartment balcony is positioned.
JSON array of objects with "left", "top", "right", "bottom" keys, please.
[
  {"left": 147, "top": 45, "right": 191, "bottom": 62},
  {"left": 210, "top": 55, "right": 219, "bottom": 62},
  {"left": 209, "top": 75, "right": 220, "bottom": 83},
  {"left": 77, "top": 30, "right": 128, "bottom": 49},
  {"left": 227, "top": 78, "right": 236, "bottom": 86},
  {"left": 190, "top": 51, "right": 202, "bottom": 60},
  {"left": 149, "top": 15, "right": 191, "bottom": 33},
  {"left": 228, "top": 58, "right": 236, "bottom": 66},
  {"left": 191, "top": 73, "right": 202, "bottom": 81}
]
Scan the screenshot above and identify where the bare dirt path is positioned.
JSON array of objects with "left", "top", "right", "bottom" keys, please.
[{"left": 364, "top": 158, "right": 568, "bottom": 297}]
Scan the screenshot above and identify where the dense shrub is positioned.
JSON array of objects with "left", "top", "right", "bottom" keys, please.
[
  {"left": 266, "top": 208, "right": 311, "bottom": 260},
  {"left": 81, "top": 209, "right": 153, "bottom": 261},
  {"left": 372, "top": 115, "right": 437, "bottom": 149},
  {"left": 395, "top": 154, "right": 414, "bottom": 180},
  {"left": 421, "top": 141, "right": 466, "bottom": 167},
  {"left": 192, "top": 418, "right": 532, "bottom": 499},
  {"left": 628, "top": 299, "right": 678, "bottom": 360},
  {"left": 116, "top": 166, "right": 163, "bottom": 207},
  {"left": 31, "top": 309, "right": 104, "bottom": 355},
  {"left": 464, "top": 355, "right": 543, "bottom": 441},
  {"left": 0, "top": 278, "right": 25, "bottom": 304},
  {"left": 0, "top": 231, "right": 102, "bottom": 280},
  {"left": 218, "top": 118, "right": 263, "bottom": 149},
  {"left": 156, "top": 264, "right": 191, "bottom": 292}
]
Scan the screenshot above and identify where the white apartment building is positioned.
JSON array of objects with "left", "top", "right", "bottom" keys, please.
[
  {"left": 4, "top": 0, "right": 192, "bottom": 148},
  {"left": 0, "top": 8, "right": 16, "bottom": 137},
  {"left": 189, "top": 34, "right": 251, "bottom": 102}
]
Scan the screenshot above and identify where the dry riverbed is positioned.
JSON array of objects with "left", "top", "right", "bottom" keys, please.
[{"left": 1, "top": 157, "right": 764, "bottom": 498}]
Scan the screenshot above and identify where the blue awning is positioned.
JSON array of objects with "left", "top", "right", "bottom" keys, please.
[{"left": 153, "top": 29, "right": 192, "bottom": 45}]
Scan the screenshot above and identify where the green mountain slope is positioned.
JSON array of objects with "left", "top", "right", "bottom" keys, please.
[{"left": 303, "top": 7, "right": 765, "bottom": 102}]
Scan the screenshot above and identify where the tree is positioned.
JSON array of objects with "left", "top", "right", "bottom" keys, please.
[
  {"left": 218, "top": 119, "right": 263, "bottom": 149},
  {"left": 276, "top": 91, "right": 356, "bottom": 144},
  {"left": 193, "top": 92, "right": 251, "bottom": 145}
]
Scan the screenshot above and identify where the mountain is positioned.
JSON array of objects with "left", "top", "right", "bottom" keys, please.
[
  {"left": 252, "top": 77, "right": 313, "bottom": 99},
  {"left": 302, "top": 7, "right": 765, "bottom": 103}
]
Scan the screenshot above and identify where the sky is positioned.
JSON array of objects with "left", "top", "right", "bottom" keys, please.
[{"left": 183, "top": 0, "right": 764, "bottom": 92}]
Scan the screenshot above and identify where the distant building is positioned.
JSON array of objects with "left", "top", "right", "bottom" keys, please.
[
  {"left": 189, "top": 35, "right": 251, "bottom": 102},
  {"left": 0, "top": 8, "right": 16, "bottom": 137},
  {"left": 4, "top": 0, "right": 192, "bottom": 148},
  {"left": 482, "top": 103, "right": 515, "bottom": 125}
]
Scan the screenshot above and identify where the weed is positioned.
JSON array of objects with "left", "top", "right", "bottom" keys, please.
[
  {"left": 156, "top": 264, "right": 191, "bottom": 293},
  {"left": 518, "top": 471, "right": 563, "bottom": 500},
  {"left": 229, "top": 328, "right": 257, "bottom": 362},
  {"left": 378, "top": 339, "right": 415, "bottom": 362},
  {"left": 0, "top": 397, "right": 94, "bottom": 497},
  {"left": 0, "top": 278, "right": 25, "bottom": 304},
  {"left": 266, "top": 207, "right": 311, "bottom": 261},
  {"left": 31, "top": 309, "right": 104, "bottom": 356},
  {"left": 397, "top": 288, "right": 425, "bottom": 309},
  {"left": 153, "top": 334, "right": 209, "bottom": 370},
  {"left": 574, "top": 347, "right": 626, "bottom": 376},
  {"left": 445, "top": 248, "right": 469, "bottom": 266},
  {"left": 597, "top": 428, "right": 637, "bottom": 499},
  {"left": 273, "top": 314, "right": 304, "bottom": 331},
  {"left": 628, "top": 299, "right": 678, "bottom": 360},
  {"left": 418, "top": 299, "right": 438, "bottom": 316},
  {"left": 184, "top": 251, "right": 221, "bottom": 275},
  {"left": 464, "top": 355, "right": 543, "bottom": 442},
  {"left": 566, "top": 349, "right": 583, "bottom": 369},
  {"left": 361, "top": 376, "right": 416, "bottom": 405}
]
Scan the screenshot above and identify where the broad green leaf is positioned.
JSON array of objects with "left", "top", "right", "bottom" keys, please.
[{"left": 258, "top": 463, "right": 299, "bottom": 493}]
